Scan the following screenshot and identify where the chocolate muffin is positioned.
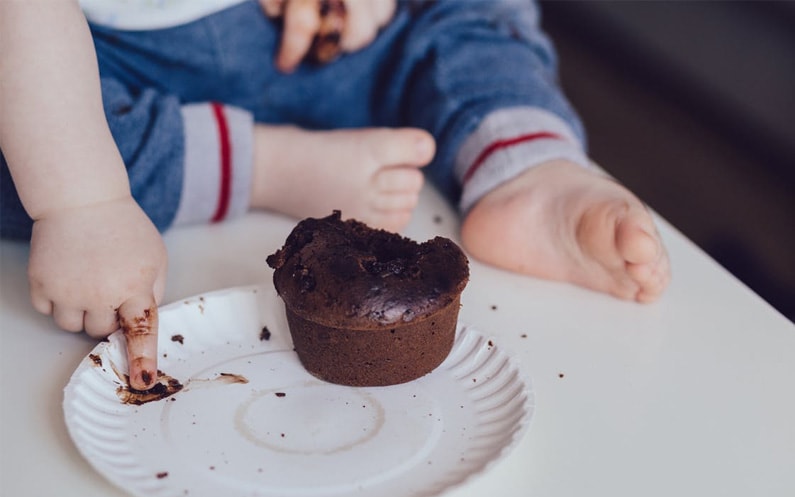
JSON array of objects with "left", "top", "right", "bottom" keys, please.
[{"left": 266, "top": 211, "right": 469, "bottom": 386}]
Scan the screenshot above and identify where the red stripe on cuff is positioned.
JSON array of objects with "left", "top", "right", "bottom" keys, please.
[
  {"left": 210, "top": 102, "right": 232, "bottom": 223},
  {"left": 462, "top": 131, "right": 564, "bottom": 184}
]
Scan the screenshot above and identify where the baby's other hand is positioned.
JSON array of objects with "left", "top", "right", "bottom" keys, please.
[
  {"left": 28, "top": 196, "right": 167, "bottom": 389},
  {"left": 261, "top": 0, "right": 396, "bottom": 72}
]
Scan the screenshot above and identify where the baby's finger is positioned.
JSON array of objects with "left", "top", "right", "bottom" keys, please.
[
  {"left": 118, "top": 295, "right": 159, "bottom": 391},
  {"left": 371, "top": 0, "right": 396, "bottom": 27},
  {"left": 52, "top": 304, "right": 85, "bottom": 332},
  {"left": 340, "top": 0, "right": 377, "bottom": 52},
  {"left": 277, "top": 0, "right": 322, "bottom": 72},
  {"left": 30, "top": 291, "right": 53, "bottom": 316},
  {"left": 83, "top": 307, "right": 119, "bottom": 339},
  {"left": 340, "top": 0, "right": 394, "bottom": 52},
  {"left": 259, "top": 0, "right": 285, "bottom": 17}
]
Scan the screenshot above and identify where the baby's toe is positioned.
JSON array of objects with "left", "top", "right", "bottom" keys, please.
[
  {"left": 365, "top": 128, "right": 435, "bottom": 168},
  {"left": 372, "top": 191, "right": 420, "bottom": 211},
  {"left": 616, "top": 214, "right": 661, "bottom": 265},
  {"left": 627, "top": 254, "right": 671, "bottom": 303},
  {"left": 366, "top": 209, "right": 413, "bottom": 233},
  {"left": 373, "top": 166, "right": 424, "bottom": 193}
]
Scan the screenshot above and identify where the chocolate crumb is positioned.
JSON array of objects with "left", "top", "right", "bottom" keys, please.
[
  {"left": 520, "top": 333, "right": 527, "bottom": 338},
  {"left": 260, "top": 326, "right": 271, "bottom": 341},
  {"left": 487, "top": 340, "right": 494, "bottom": 347},
  {"left": 171, "top": 334, "right": 185, "bottom": 344},
  {"left": 88, "top": 354, "right": 102, "bottom": 367},
  {"left": 490, "top": 305, "right": 497, "bottom": 311},
  {"left": 559, "top": 373, "right": 565, "bottom": 378},
  {"left": 156, "top": 472, "right": 169, "bottom": 479},
  {"left": 275, "top": 392, "right": 286, "bottom": 397}
]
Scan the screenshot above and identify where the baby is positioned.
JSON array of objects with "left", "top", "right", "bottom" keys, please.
[{"left": 0, "top": 0, "right": 669, "bottom": 390}]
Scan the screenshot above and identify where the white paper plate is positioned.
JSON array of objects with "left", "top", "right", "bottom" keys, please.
[{"left": 64, "top": 285, "right": 534, "bottom": 497}]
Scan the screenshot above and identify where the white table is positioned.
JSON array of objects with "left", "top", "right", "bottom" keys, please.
[{"left": 2, "top": 185, "right": 793, "bottom": 496}]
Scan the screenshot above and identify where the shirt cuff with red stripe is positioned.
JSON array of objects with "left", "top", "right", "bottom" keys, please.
[
  {"left": 172, "top": 102, "right": 253, "bottom": 226},
  {"left": 456, "top": 106, "right": 591, "bottom": 214}
]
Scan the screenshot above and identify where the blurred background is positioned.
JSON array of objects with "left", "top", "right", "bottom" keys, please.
[{"left": 539, "top": 0, "right": 794, "bottom": 321}]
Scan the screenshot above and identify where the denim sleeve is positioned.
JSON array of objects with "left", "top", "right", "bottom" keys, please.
[
  {"left": 377, "top": 0, "right": 586, "bottom": 201},
  {"left": 100, "top": 78, "right": 186, "bottom": 232}
]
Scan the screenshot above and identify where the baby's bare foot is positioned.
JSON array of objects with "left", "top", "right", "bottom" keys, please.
[
  {"left": 251, "top": 125, "right": 435, "bottom": 232},
  {"left": 461, "top": 160, "right": 670, "bottom": 302}
]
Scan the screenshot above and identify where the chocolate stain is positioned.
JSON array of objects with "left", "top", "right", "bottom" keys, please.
[
  {"left": 116, "top": 371, "right": 184, "bottom": 406},
  {"left": 259, "top": 326, "right": 271, "bottom": 341},
  {"left": 120, "top": 308, "right": 155, "bottom": 338},
  {"left": 182, "top": 373, "right": 250, "bottom": 390},
  {"left": 310, "top": 0, "right": 346, "bottom": 64},
  {"left": 171, "top": 334, "right": 185, "bottom": 344},
  {"left": 217, "top": 373, "right": 249, "bottom": 385},
  {"left": 117, "top": 372, "right": 248, "bottom": 405},
  {"left": 234, "top": 387, "right": 385, "bottom": 455},
  {"left": 88, "top": 354, "right": 102, "bottom": 367}
]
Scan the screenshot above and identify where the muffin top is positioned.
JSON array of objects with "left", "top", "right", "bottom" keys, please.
[{"left": 266, "top": 211, "right": 469, "bottom": 329}]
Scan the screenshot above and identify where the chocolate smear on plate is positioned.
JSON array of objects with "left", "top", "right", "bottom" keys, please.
[
  {"left": 88, "top": 353, "right": 102, "bottom": 367},
  {"left": 217, "top": 373, "right": 249, "bottom": 385},
  {"left": 117, "top": 371, "right": 183, "bottom": 405}
]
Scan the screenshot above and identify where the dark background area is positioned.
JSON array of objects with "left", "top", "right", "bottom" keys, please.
[{"left": 539, "top": 0, "right": 794, "bottom": 321}]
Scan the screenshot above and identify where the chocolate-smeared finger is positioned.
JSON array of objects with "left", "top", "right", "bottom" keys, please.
[
  {"left": 310, "top": 0, "right": 346, "bottom": 64},
  {"left": 277, "top": 0, "right": 323, "bottom": 72},
  {"left": 118, "top": 295, "right": 159, "bottom": 391}
]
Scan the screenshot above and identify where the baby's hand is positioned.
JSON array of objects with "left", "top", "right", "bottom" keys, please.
[
  {"left": 261, "top": 0, "right": 396, "bottom": 72},
  {"left": 28, "top": 196, "right": 167, "bottom": 390}
]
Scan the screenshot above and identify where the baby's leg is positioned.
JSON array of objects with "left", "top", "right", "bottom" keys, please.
[
  {"left": 461, "top": 160, "right": 670, "bottom": 302},
  {"left": 250, "top": 125, "right": 436, "bottom": 232}
]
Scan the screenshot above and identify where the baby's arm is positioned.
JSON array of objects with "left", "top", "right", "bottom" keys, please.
[{"left": 0, "top": 0, "right": 166, "bottom": 389}]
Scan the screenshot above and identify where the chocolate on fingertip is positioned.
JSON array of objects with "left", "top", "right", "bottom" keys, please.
[{"left": 141, "top": 370, "right": 153, "bottom": 388}]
